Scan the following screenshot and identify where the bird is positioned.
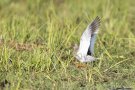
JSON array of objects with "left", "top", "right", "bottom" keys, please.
[{"left": 74, "top": 16, "right": 100, "bottom": 62}]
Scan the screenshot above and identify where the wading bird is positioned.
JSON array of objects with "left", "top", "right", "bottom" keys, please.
[{"left": 74, "top": 16, "right": 100, "bottom": 62}]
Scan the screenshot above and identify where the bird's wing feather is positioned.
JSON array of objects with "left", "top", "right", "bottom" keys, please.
[
  {"left": 77, "top": 22, "right": 93, "bottom": 56},
  {"left": 78, "top": 16, "right": 100, "bottom": 56},
  {"left": 87, "top": 16, "right": 100, "bottom": 55}
]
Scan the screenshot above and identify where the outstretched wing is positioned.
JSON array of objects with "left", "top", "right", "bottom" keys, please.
[
  {"left": 87, "top": 16, "right": 100, "bottom": 55},
  {"left": 77, "top": 16, "right": 100, "bottom": 56},
  {"left": 77, "top": 26, "right": 91, "bottom": 56}
]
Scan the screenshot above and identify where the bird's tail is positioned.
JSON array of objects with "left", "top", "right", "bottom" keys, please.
[{"left": 73, "top": 44, "right": 79, "bottom": 56}]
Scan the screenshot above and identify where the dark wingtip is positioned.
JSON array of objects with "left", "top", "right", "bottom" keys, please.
[
  {"left": 95, "top": 16, "right": 101, "bottom": 25},
  {"left": 89, "top": 16, "right": 101, "bottom": 33}
]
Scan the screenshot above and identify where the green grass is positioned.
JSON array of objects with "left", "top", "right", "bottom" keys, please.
[{"left": 0, "top": 0, "right": 135, "bottom": 90}]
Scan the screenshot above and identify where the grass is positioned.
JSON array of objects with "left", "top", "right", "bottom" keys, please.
[{"left": 0, "top": 0, "right": 135, "bottom": 90}]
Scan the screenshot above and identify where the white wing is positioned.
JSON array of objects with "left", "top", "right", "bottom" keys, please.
[
  {"left": 77, "top": 25, "right": 92, "bottom": 57},
  {"left": 76, "top": 17, "right": 100, "bottom": 62},
  {"left": 87, "top": 16, "right": 100, "bottom": 55}
]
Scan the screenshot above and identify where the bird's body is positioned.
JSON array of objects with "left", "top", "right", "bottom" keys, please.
[{"left": 74, "top": 16, "right": 100, "bottom": 62}]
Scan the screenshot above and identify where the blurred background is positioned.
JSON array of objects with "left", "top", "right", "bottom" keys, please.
[{"left": 0, "top": 0, "right": 135, "bottom": 90}]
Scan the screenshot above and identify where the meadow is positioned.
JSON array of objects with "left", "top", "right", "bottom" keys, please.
[{"left": 0, "top": 0, "right": 135, "bottom": 89}]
